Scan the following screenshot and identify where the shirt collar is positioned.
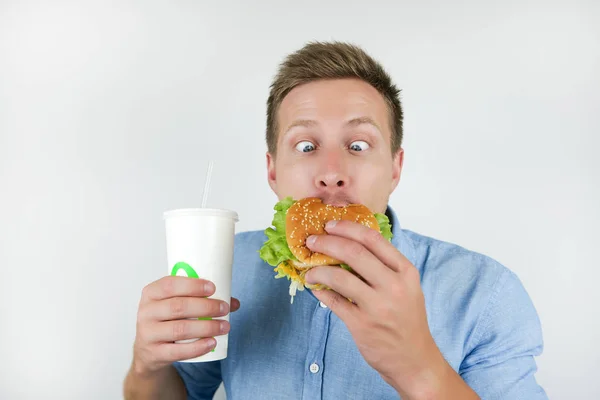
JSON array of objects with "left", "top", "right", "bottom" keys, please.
[{"left": 385, "top": 204, "right": 418, "bottom": 268}]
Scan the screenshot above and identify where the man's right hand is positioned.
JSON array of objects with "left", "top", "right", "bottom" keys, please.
[{"left": 132, "top": 275, "right": 241, "bottom": 377}]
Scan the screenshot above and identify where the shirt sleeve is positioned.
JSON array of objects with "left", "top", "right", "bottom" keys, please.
[
  {"left": 459, "top": 269, "right": 548, "bottom": 400},
  {"left": 172, "top": 360, "right": 222, "bottom": 400}
]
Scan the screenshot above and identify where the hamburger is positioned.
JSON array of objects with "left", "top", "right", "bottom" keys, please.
[{"left": 259, "top": 197, "right": 393, "bottom": 303}]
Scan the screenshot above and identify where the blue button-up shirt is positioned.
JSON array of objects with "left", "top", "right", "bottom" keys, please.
[{"left": 174, "top": 206, "right": 547, "bottom": 399}]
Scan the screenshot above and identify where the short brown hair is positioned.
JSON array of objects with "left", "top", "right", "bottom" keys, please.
[{"left": 266, "top": 41, "right": 403, "bottom": 155}]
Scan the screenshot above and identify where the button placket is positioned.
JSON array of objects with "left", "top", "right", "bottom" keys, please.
[{"left": 301, "top": 301, "right": 331, "bottom": 400}]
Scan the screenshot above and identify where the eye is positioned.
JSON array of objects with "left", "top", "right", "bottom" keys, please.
[
  {"left": 349, "top": 140, "right": 370, "bottom": 152},
  {"left": 295, "top": 141, "right": 316, "bottom": 153}
]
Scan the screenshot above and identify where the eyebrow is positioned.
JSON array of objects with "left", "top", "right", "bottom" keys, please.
[
  {"left": 283, "top": 116, "right": 382, "bottom": 135},
  {"left": 345, "top": 116, "right": 382, "bottom": 133},
  {"left": 283, "top": 119, "right": 318, "bottom": 135}
]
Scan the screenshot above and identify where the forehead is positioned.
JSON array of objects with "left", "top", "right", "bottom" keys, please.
[{"left": 277, "top": 78, "right": 390, "bottom": 132}]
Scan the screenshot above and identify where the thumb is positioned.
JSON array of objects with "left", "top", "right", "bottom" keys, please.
[{"left": 230, "top": 297, "right": 241, "bottom": 312}]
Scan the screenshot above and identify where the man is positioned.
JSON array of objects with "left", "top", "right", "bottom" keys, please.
[{"left": 124, "top": 41, "right": 547, "bottom": 399}]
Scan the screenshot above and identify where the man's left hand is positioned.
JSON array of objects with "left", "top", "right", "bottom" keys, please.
[{"left": 304, "top": 220, "right": 476, "bottom": 400}]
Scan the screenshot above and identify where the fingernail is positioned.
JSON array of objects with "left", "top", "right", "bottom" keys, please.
[
  {"left": 325, "top": 220, "right": 337, "bottom": 229},
  {"left": 305, "top": 271, "right": 315, "bottom": 284},
  {"left": 207, "top": 338, "right": 217, "bottom": 348},
  {"left": 307, "top": 235, "right": 317, "bottom": 246},
  {"left": 204, "top": 282, "right": 215, "bottom": 293},
  {"left": 220, "top": 302, "right": 229, "bottom": 314},
  {"left": 220, "top": 321, "right": 230, "bottom": 334}
]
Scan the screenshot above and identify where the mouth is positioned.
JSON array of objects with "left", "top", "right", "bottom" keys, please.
[
  {"left": 316, "top": 195, "right": 356, "bottom": 208},
  {"left": 324, "top": 201, "right": 350, "bottom": 207}
]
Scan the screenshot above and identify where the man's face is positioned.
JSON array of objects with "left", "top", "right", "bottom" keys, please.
[{"left": 267, "top": 78, "right": 403, "bottom": 214}]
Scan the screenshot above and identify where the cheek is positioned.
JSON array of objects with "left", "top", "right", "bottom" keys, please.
[
  {"left": 355, "top": 160, "right": 391, "bottom": 180},
  {"left": 354, "top": 162, "right": 393, "bottom": 194},
  {"left": 276, "top": 160, "right": 315, "bottom": 189}
]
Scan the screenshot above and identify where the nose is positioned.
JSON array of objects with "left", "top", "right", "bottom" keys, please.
[
  {"left": 314, "top": 153, "right": 349, "bottom": 190},
  {"left": 317, "top": 174, "right": 346, "bottom": 189}
]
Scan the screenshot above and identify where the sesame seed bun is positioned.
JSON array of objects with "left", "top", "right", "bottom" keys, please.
[{"left": 285, "top": 197, "right": 379, "bottom": 266}]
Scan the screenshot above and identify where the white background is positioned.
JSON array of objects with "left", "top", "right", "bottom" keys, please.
[{"left": 1, "top": 1, "right": 598, "bottom": 399}]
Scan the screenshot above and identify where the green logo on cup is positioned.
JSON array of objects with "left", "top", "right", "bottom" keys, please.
[
  {"left": 171, "top": 261, "right": 200, "bottom": 278},
  {"left": 171, "top": 261, "right": 215, "bottom": 352}
]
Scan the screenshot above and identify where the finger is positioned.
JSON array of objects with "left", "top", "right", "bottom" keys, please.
[
  {"left": 146, "top": 318, "right": 230, "bottom": 343},
  {"left": 306, "top": 233, "right": 395, "bottom": 288},
  {"left": 324, "top": 219, "right": 411, "bottom": 273},
  {"left": 155, "top": 337, "right": 217, "bottom": 363},
  {"left": 141, "top": 297, "right": 229, "bottom": 322},
  {"left": 141, "top": 276, "right": 216, "bottom": 303},
  {"left": 305, "top": 266, "right": 375, "bottom": 307},
  {"left": 311, "top": 285, "right": 358, "bottom": 324},
  {"left": 230, "top": 297, "right": 241, "bottom": 312}
]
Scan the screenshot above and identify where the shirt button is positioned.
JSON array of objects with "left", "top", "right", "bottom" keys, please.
[
  {"left": 319, "top": 301, "right": 328, "bottom": 308},
  {"left": 309, "top": 363, "right": 320, "bottom": 374}
]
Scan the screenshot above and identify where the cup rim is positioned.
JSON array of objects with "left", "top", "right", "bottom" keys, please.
[{"left": 163, "top": 208, "right": 239, "bottom": 221}]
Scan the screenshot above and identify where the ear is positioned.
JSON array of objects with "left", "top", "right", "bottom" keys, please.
[
  {"left": 266, "top": 151, "right": 277, "bottom": 193},
  {"left": 389, "top": 148, "right": 404, "bottom": 193}
]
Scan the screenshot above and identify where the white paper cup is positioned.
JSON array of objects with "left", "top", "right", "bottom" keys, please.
[{"left": 163, "top": 208, "right": 239, "bottom": 362}]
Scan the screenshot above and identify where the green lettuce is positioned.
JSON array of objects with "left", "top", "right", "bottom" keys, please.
[
  {"left": 375, "top": 212, "right": 393, "bottom": 242},
  {"left": 259, "top": 196, "right": 298, "bottom": 266}
]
